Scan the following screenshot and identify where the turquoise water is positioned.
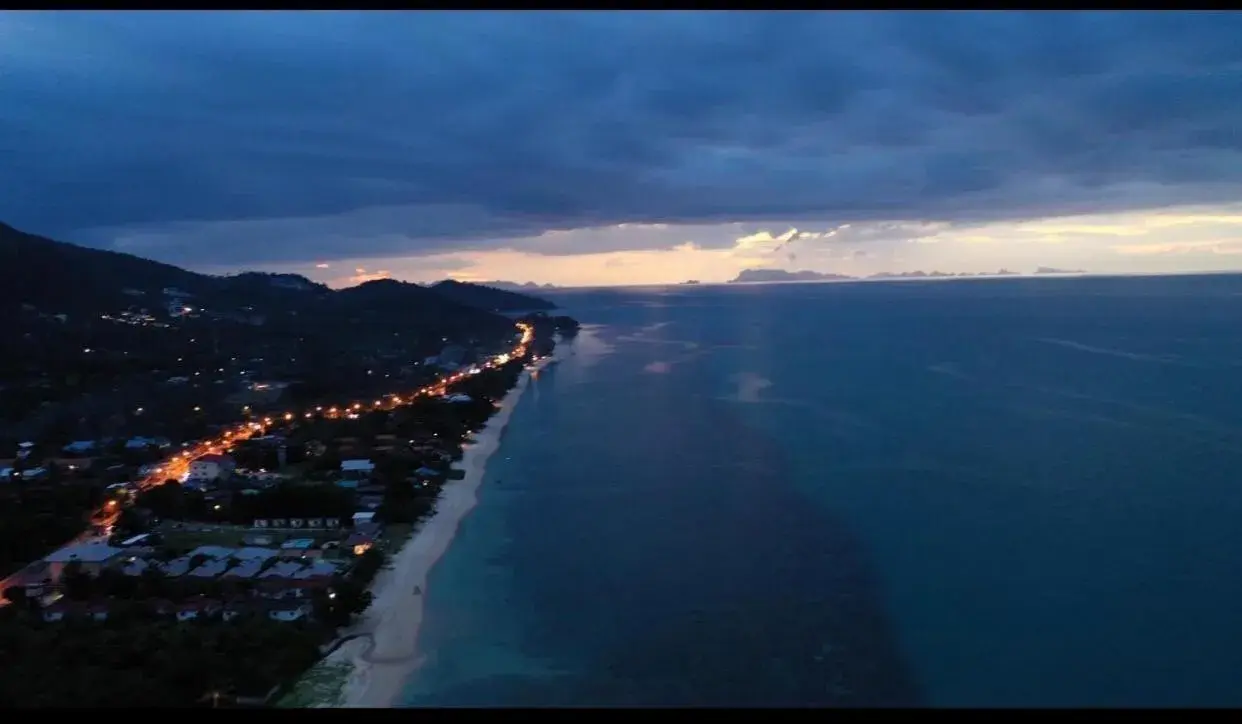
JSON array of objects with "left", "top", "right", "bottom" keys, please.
[{"left": 402, "top": 275, "right": 1242, "bottom": 707}]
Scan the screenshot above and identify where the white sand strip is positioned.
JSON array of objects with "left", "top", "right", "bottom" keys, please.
[{"left": 333, "top": 355, "right": 555, "bottom": 708}]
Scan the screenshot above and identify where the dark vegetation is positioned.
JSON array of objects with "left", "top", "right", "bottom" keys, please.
[{"left": 0, "top": 221, "right": 552, "bottom": 443}]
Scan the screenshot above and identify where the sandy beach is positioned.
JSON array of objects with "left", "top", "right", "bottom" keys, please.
[{"left": 328, "top": 355, "right": 554, "bottom": 708}]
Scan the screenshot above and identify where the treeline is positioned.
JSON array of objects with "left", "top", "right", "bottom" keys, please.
[
  {"left": 0, "top": 480, "right": 102, "bottom": 577},
  {"left": 132, "top": 480, "right": 355, "bottom": 524},
  {"left": 0, "top": 611, "right": 324, "bottom": 707}
]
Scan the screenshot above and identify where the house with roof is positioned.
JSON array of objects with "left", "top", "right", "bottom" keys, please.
[
  {"left": 44, "top": 543, "right": 126, "bottom": 580},
  {"left": 353, "top": 520, "right": 383, "bottom": 538},
  {"left": 221, "top": 558, "right": 266, "bottom": 581},
  {"left": 118, "top": 557, "right": 153, "bottom": 577},
  {"left": 62, "top": 440, "right": 98, "bottom": 454},
  {"left": 279, "top": 538, "right": 319, "bottom": 559},
  {"left": 340, "top": 459, "right": 375, "bottom": 480},
  {"left": 18, "top": 466, "right": 48, "bottom": 481},
  {"left": 188, "top": 453, "right": 236, "bottom": 483},
  {"left": 161, "top": 557, "right": 194, "bottom": 578},
  {"left": 188, "top": 558, "right": 232, "bottom": 579},
  {"left": 258, "top": 560, "right": 306, "bottom": 581},
  {"left": 292, "top": 560, "right": 338, "bottom": 580},
  {"left": 187, "top": 545, "right": 236, "bottom": 560}
]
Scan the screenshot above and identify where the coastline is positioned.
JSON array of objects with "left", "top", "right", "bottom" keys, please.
[{"left": 325, "top": 354, "right": 554, "bottom": 708}]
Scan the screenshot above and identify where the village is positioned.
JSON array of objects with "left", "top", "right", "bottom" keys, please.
[{"left": 0, "top": 322, "right": 541, "bottom": 629}]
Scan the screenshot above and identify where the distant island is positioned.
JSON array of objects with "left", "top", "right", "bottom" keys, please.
[
  {"left": 728, "top": 268, "right": 1078, "bottom": 284},
  {"left": 731, "top": 269, "right": 856, "bottom": 284},
  {"left": 474, "top": 280, "right": 559, "bottom": 292},
  {"left": 681, "top": 280, "right": 701, "bottom": 285}
]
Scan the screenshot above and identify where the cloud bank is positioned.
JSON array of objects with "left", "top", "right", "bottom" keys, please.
[{"left": 4, "top": 11, "right": 1242, "bottom": 267}]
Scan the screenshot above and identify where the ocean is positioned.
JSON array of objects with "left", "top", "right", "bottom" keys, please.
[{"left": 400, "top": 274, "right": 1242, "bottom": 707}]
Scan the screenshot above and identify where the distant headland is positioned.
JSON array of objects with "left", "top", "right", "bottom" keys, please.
[{"left": 728, "top": 267, "right": 1085, "bottom": 284}]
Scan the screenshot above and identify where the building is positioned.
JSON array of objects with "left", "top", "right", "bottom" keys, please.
[
  {"left": 44, "top": 543, "right": 126, "bottom": 580},
  {"left": 278, "top": 538, "right": 319, "bottom": 559},
  {"left": 187, "top": 453, "right": 236, "bottom": 483},
  {"left": 340, "top": 459, "right": 375, "bottom": 480}
]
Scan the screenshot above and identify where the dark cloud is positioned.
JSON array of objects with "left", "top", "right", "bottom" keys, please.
[{"left": 3, "top": 10, "right": 1242, "bottom": 266}]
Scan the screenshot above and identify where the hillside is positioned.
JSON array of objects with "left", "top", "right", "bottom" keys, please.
[
  {"left": 0, "top": 221, "right": 546, "bottom": 439},
  {"left": 429, "top": 279, "right": 556, "bottom": 312},
  {"left": 0, "top": 222, "right": 215, "bottom": 315},
  {"left": 0, "top": 222, "right": 542, "bottom": 331}
]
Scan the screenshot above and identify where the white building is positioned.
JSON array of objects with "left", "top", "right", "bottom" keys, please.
[
  {"left": 187, "top": 453, "right": 236, "bottom": 483},
  {"left": 44, "top": 543, "right": 126, "bottom": 581}
]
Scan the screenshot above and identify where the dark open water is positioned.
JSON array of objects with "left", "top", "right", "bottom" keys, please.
[{"left": 401, "top": 274, "right": 1242, "bottom": 707}]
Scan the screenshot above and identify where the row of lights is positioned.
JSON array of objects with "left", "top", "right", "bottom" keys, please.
[{"left": 138, "top": 323, "right": 535, "bottom": 487}]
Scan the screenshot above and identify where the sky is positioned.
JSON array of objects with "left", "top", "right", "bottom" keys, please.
[{"left": 4, "top": 10, "right": 1242, "bottom": 287}]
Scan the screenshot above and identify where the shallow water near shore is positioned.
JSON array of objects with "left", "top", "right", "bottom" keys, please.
[{"left": 401, "top": 275, "right": 1242, "bottom": 707}]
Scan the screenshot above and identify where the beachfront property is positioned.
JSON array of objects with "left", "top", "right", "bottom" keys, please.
[{"left": 30, "top": 544, "right": 344, "bottom": 624}]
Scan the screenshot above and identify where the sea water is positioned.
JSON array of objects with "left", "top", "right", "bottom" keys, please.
[{"left": 402, "top": 274, "right": 1242, "bottom": 707}]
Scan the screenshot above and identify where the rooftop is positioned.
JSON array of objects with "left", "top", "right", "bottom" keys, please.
[
  {"left": 258, "top": 561, "right": 305, "bottom": 579},
  {"left": 221, "top": 559, "right": 265, "bottom": 579},
  {"left": 291, "top": 560, "right": 338, "bottom": 579},
  {"left": 45, "top": 543, "right": 125, "bottom": 564},
  {"left": 161, "top": 557, "right": 193, "bottom": 577},
  {"left": 188, "top": 558, "right": 231, "bottom": 578},
  {"left": 280, "top": 538, "right": 314, "bottom": 550}
]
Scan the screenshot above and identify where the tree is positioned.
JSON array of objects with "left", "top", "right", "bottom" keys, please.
[
  {"left": 61, "top": 560, "right": 94, "bottom": 600},
  {"left": 1, "top": 585, "right": 27, "bottom": 607},
  {"left": 311, "top": 580, "right": 373, "bottom": 628}
]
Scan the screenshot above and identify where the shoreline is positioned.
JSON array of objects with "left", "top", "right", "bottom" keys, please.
[{"left": 327, "top": 354, "right": 555, "bottom": 708}]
